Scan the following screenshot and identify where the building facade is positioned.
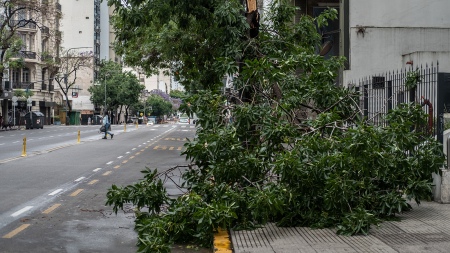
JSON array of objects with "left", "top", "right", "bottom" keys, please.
[{"left": 1, "top": 0, "right": 62, "bottom": 126}]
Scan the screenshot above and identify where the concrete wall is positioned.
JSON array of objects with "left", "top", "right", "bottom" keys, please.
[{"left": 342, "top": 0, "right": 450, "bottom": 85}]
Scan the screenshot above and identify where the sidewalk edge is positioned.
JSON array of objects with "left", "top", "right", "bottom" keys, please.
[{"left": 213, "top": 228, "right": 232, "bottom": 253}]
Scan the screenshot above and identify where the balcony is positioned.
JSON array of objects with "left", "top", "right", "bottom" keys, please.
[
  {"left": 10, "top": 20, "right": 37, "bottom": 29},
  {"left": 13, "top": 51, "right": 37, "bottom": 60},
  {"left": 41, "top": 26, "right": 50, "bottom": 36},
  {"left": 12, "top": 82, "right": 34, "bottom": 89},
  {"left": 41, "top": 53, "right": 53, "bottom": 62}
]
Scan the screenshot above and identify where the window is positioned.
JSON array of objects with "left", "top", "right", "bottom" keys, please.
[
  {"left": 12, "top": 69, "right": 20, "bottom": 83},
  {"left": 22, "top": 68, "right": 30, "bottom": 83}
]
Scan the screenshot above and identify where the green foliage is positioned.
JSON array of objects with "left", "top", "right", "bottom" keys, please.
[
  {"left": 105, "top": 1, "right": 446, "bottom": 252},
  {"left": 405, "top": 70, "right": 421, "bottom": 90},
  {"left": 88, "top": 60, "right": 144, "bottom": 112}
]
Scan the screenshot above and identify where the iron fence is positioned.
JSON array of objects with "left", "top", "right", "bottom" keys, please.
[{"left": 352, "top": 62, "right": 450, "bottom": 143}]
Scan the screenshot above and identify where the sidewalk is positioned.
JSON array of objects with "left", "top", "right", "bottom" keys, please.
[{"left": 229, "top": 201, "right": 450, "bottom": 253}]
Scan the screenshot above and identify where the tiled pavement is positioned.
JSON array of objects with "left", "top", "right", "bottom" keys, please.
[{"left": 230, "top": 201, "right": 450, "bottom": 253}]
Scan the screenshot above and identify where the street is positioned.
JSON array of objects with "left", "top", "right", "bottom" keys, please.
[{"left": 0, "top": 123, "right": 208, "bottom": 252}]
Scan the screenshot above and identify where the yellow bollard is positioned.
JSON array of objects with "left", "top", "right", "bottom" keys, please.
[
  {"left": 135, "top": 121, "right": 138, "bottom": 129},
  {"left": 21, "top": 136, "right": 27, "bottom": 157},
  {"left": 124, "top": 124, "right": 127, "bottom": 132},
  {"left": 77, "top": 130, "right": 80, "bottom": 143}
]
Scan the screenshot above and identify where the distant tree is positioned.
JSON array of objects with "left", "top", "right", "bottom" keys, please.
[
  {"left": 169, "top": 90, "right": 185, "bottom": 99},
  {"left": 145, "top": 94, "right": 172, "bottom": 118},
  {"left": 88, "top": 60, "right": 144, "bottom": 123}
]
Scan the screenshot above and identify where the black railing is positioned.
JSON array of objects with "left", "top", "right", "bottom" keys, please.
[
  {"left": 12, "top": 82, "right": 34, "bottom": 89},
  {"left": 41, "top": 26, "right": 50, "bottom": 35},
  {"left": 41, "top": 54, "right": 53, "bottom": 61},
  {"left": 10, "top": 20, "right": 36, "bottom": 29},
  {"left": 14, "top": 51, "right": 37, "bottom": 59},
  {"left": 352, "top": 62, "right": 448, "bottom": 142}
]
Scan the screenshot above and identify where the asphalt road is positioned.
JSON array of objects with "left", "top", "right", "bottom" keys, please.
[{"left": 0, "top": 123, "right": 210, "bottom": 253}]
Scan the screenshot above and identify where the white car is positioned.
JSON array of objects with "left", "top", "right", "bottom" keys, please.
[
  {"left": 147, "top": 121, "right": 154, "bottom": 125},
  {"left": 179, "top": 117, "right": 189, "bottom": 123}
]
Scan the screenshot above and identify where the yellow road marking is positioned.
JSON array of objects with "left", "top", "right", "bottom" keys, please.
[
  {"left": 88, "top": 180, "right": 99, "bottom": 185},
  {"left": 136, "top": 152, "right": 141, "bottom": 155},
  {"left": 70, "top": 189, "right": 84, "bottom": 196},
  {"left": 169, "top": 147, "right": 174, "bottom": 150},
  {"left": 162, "top": 146, "right": 167, "bottom": 150},
  {"left": 214, "top": 228, "right": 232, "bottom": 253},
  {"left": 153, "top": 146, "right": 159, "bottom": 150},
  {"left": 103, "top": 171, "right": 112, "bottom": 176},
  {"left": 114, "top": 165, "right": 120, "bottom": 169},
  {"left": 122, "top": 160, "right": 128, "bottom": 164},
  {"left": 140, "top": 149, "right": 145, "bottom": 152},
  {"left": 42, "top": 204, "right": 61, "bottom": 214},
  {"left": 177, "top": 147, "right": 182, "bottom": 150},
  {"left": 129, "top": 156, "right": 135, "bottom": 159},
  {"left": 2, "top": 224, "right": 31, "bottom": 239}
]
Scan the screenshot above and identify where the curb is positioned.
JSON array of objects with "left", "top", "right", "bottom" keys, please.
[{"left": 213, "top": 228, "right": 232, "bottom": 252}]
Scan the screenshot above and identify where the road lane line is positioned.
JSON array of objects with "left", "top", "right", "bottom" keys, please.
[
  {"left": 2, "top": 224, "right": 31, "bottom": 239},
  {"left": 117, "top": 156, "right": 123, "bottom": 159},
  {"left": 42, "top": 204, "right": 61, "bottom": 214},
  {"left": 106, "top": 161, "right": 113, "bottom": 165},
  {"left": 11, "top": 206, "right": 33, "bottom": 217},
  {"left": 74, "top": 177, "right": 85, "bottom": 182},
  {"left": 153, "top": 146, "right": 159, "bottom": 150},
  {"left": 69, "top": 189, "right": 84, "bottom": 196},
  {"left": 48, "top": 189, "right": 63, "bottom": 196},
  {"left": 88, "top": 180, "right": 99, "bottom": 185},
  {"left": 177, "top": 147, "right": 182, "bottom": 150},
  {"left": 122, "top": 160, "right": 128, "bottom": 164},
  {"left": 129, "top": 156, "right": 135, "bottom": 159},
  {"left": 102, "top": 171, "right": 112, "bottom": 176},
  {"left": 114, "top": 165, "right": 120, "bottom": 169},
  {"left": 93, "top": 168, "right": 102, "bottom": 172},
  {"left": 140, "top": 149, "right": 145, "bottom": 152}
]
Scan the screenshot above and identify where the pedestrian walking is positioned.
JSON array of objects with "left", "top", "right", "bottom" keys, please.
[{"left": 102, "top": 111, "right": 114, "bottom": 139}]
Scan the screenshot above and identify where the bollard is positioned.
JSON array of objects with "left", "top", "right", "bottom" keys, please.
[
  {"left": 21, "top": 136, "right": 27, "bottom": 157},
  {"left": 124, "top": 124, "right": 127, "bottom": 132},
  {"left": 77, "top": 130, "right": 80, "bottom": 143},
  {"left": 135, "top": 121, "right": 138, "bottom": 129}
]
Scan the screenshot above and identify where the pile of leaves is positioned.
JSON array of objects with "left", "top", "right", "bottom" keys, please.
[{"left": 105, "top": 1, "right": 445, "bottom": 252}]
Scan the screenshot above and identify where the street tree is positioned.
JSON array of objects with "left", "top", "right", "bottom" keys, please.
[
  {"left": 169, "top": 89, "right": 185, "bottom": 99},
  {"left": 49, "top": 50, "right": 93, "bottom": 122},
  {"left": 106, "top": 1, "right": 445, "bottom": 252},
  {"left": 88, "top": 60, "right": 144, "bottom": 123}
]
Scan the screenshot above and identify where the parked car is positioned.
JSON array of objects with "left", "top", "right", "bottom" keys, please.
[{"left": 179, "top": 117, "right": 189, "bottom": 123}]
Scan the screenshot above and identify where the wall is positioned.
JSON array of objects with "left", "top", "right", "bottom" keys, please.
[{"left": 342, "top": 0, "right": 450, "bottom": 85}]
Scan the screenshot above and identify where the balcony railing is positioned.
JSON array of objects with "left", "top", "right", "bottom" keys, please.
[
  {"left": 41, "top": 54, "right": 53, "bottom": 61},
  {"left": 41, "top": 26, "right": 50, "bottom": 35},
  {"left": 10, "top": 20, "right": 36, "bottom": 29},
  {"left": 14, "top": 51, "right": 37, "bottom": 59},
  {"left": 12, "top": 82, "right": 34, "bottom": 89}
]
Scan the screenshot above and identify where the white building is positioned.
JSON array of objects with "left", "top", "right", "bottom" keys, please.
[{"left": 341, "top": 0, "right": 450, "bottom": 84}]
